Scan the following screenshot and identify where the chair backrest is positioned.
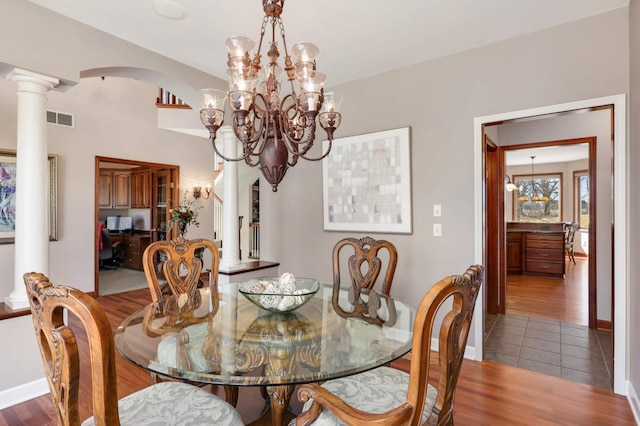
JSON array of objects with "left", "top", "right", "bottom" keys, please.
[
  {"left": 405, "top": 265, "right": 483, "bottom": 425},
  {"left": 99, "top": 228, "right": 113, "bottom": 260},
  {"left": 331, "top": 236, "right": 398, "bottom": 325},
  {"left": 142, "top": 236, "right": 220, "bottom": 303},
  {"left": 23, "top": 272, "right": 121, "bottom": 426},
  {"left": 564, "top": 222, "right": 578, "bottom": 246}
]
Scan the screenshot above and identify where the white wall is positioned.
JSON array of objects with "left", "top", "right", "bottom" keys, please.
[
  {"left": 1, "top": 0, "right": 638, "bottom": 408},
  {"left": 628, "top": 0, "right": 640, "bottom": 408},
  {"left": 261, "top": 8, "right": 629, "bottom": 353},
  {"left": 0, "top": 0, "right": 227, "bottom": 397}
]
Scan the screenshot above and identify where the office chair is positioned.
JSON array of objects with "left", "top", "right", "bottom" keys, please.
[{"left": 99, "top": 228, "right": 122, "bottom": 270}]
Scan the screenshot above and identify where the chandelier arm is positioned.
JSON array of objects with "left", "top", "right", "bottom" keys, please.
[
  {"left": 299, "top": 137, "right": 333, "bottom": 162},
  {"left": 230, "top": 117, "right": 262, "bottom": 153},
  {"left": 295, "top": 122, "right": 335, "bottom": 162},
  {"left": 209, "top": 136, "right": 253, "bottom": 163},
  {"left": 279, "top": 96, "right": 304, "bottom": 142}
]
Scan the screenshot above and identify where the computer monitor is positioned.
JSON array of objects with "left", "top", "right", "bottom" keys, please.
[{"left": 106, "top": 216, "right": 132, "bottom": 232}]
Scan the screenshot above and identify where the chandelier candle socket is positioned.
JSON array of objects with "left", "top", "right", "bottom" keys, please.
[{"left": 199, "top": 0, "right": 342, "bottom": 192}]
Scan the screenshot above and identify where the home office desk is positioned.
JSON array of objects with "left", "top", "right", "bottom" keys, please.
[{"left": 115, "top": 282, "right": 415, "bottom": 425}]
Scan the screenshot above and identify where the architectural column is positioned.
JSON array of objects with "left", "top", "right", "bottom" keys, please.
[
  {"left": 218, "top": 126, "right": 242, "bottom": 270},
  {"left": 5, "top": 68, "right": 59, "bottom": 310}
]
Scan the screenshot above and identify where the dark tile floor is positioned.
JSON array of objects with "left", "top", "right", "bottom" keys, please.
[{"left": 485, "top": 313, "right": 612, "bottom": 389}]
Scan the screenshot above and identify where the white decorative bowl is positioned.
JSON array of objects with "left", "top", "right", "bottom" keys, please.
[{"left": 239, "top": 277, "right": 320, "bottom": 313}]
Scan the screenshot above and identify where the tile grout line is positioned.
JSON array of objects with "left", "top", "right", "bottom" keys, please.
[
  {"left": 513, "top": 316, "right": 528, "bottom": 368},
  {"left": 595, "top": 330, "right": 613, "bottom": 382}
]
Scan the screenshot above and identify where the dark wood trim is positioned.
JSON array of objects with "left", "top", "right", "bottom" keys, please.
[
  {"left": 0, "top": 290, "right": 96, "bottom": 320},
  {"left": 510, "top": 172, "right": 564, "bottom": 221},
  {"left": 596, "top": 319, "right": 612, "bottom": 331},
  {"left": 501, "top": 137, "right": 597, "bottom": 329},
  {"left": 0, "top": 303, "right": 29, "bottom": 320},
  {"left": 95, "top": 156, "right": 180, "bottom": 297},
  {"left": 155, "top": 103, "right": 191, "bottom": 109},
  {"left": 588, "top": 139, "right": 597, "bottom": 329},
  {"left": 218, "top": 261, "right": 280, "bottom": 276},
  {"left": 484, "top": 133, "right": 503, "bottom": 316}
]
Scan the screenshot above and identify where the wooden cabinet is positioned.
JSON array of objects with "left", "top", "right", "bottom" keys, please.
[
  {"left": 131, "top": 168, "right": 152, "bottom": 208},
  {"left": 123, "top": 234, "right": 150, "bottom": 270},
  {"left": 506, "top": 232, "right": 523, "bottom": 274},
  {"left": 524, "top": 233, "right": 565, "bottom": 277},
  {"left": 99, "top": 170, "right": 131, "bottom": 209},
  {"left": 151, "top": 170, "right": 174, "bottom": 241}
]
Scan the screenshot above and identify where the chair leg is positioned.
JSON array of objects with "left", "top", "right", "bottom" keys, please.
[{"left": 223, "top": 386, "right": 239, "bottom": 407}]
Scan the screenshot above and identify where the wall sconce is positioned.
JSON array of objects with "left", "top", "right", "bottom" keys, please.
[
  {"left": 505, "top": 175, "right": 518, "bottom": 192},
  {"left": 193, "top": 184, "right": 212, "bottom": 200}
]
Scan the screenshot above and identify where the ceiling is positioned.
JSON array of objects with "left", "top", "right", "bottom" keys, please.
[
  {"left": 505, "top": 144, "right": 589, "bottom": 166},
  {"left": 28, "top": 0, "right": 628, "bottom": 87}
]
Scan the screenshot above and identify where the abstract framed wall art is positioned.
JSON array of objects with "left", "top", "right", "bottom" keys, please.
[
  {"left": 322, "top": 127, "right": 412, "bottom": 234},
  {"left": 0, "top": 149, "right": 58, "bottom": 244}
]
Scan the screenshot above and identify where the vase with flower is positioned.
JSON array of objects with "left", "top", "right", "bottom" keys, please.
[{"left": 169, "top": 198, "right": 201, "bottom": 237}]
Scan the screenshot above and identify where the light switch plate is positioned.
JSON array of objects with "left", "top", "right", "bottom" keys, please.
[
  {"left": 433, "top": 223, "right": 442, "bottom": 237},
  {"left": 433, "top": 204, "right": 442, "bottom": 217}
]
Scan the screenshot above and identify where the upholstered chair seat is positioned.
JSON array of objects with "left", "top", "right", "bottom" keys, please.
[
  {"left": 293, "top": 265, "right": 484, "bottom": 426},
  {"left": 301, "top": 367, "right": 438, "bottom": 426},
  {"left": 81, "top": 381, "right": 242, "bottom": 426},
  {"left": 23, "top": 272, "right": 243, "bottom": 426}
]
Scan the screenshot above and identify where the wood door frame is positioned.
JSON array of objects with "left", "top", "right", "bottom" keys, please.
[
  {"left": 484, "top": 135, "right": 503, "bottom": 316},
  {"left": 497, "top": 137, "right": 597, "bottom": 328},
  {"left": 94, "top": 156, "right": 180, "bottom": 296},
  {"left": 474, "top": 94, "right": 627, "bottom": 395}
]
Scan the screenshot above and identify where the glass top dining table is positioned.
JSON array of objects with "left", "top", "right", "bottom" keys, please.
[{"left": 115, "top": 281, "right": 416, "bottom": 425}]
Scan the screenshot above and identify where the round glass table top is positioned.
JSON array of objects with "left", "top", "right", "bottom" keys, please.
[{"left": 115, "top": 282, "right": 415, "bottom": 387}]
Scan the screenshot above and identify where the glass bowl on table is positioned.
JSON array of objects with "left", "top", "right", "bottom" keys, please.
[{"left": 239, "top": 275, "right": 320, "bottom": 313}]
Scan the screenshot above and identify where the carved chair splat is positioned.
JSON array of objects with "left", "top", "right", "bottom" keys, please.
[
  {"left": 332, "top": 237, "right": 398, "bottom": 326},
  {"left": 293, "top": 265, "right": 484, "bottom": 426},
  {"left": 23, "top": 272, "right": 242, "bottom": 426}
]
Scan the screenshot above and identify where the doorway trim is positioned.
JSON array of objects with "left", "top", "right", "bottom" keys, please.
[
  {"left": 473, "top": 94, "right": 627, "bottom": 395},
  {"left": 499, "top": 137, "right": 597, "bottom": 327},
  {"left": 94, "top": 156, "right": 180, "bottom": 296}
]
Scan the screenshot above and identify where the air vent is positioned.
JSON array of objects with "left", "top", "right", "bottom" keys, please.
[{"left": 46, "top": 110, "right": 74, "bottom": 128}]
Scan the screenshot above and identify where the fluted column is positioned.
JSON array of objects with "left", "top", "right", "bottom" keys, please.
[
  {"left": 218, "top": 126, "right": 242, "bottom": 270},
  {"left": 5, "top": 68, "right": 58, "bottom": 310}
]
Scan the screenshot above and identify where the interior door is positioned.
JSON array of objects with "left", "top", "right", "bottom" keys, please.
[{"left": 485, "top": 134, "right": 504, "bottom": 315}]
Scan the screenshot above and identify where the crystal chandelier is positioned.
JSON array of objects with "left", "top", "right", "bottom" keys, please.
[{"left": 199, "top": 0, "right": 342, "bottom": 192}]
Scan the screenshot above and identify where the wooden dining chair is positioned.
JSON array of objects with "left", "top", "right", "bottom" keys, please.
[
  {"left": 332, "top": 236, "right": 398, "bottom": 326},
  {"left": 564, "top": 222, "right": 579, "bottom": 264},
  {"left": 23, "top": 272, "right": 243, "bottom": 426},
  {"left": 142, "top": 236, "right": 238, "bottom": 406},
  {"left": 292, "top": 265, "right": 484, "bottom": 426},
  {"left": 142, "top": 236, "right": 219, "bottom": 303}
]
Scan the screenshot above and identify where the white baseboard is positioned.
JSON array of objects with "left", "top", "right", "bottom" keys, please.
[
  {"left": 628, "top": 380, "right": 640, "bottom": 425},
  {"left": 0, "top": 379, "right": 49, "bottom": 410},
  {"left": 431, "top": 337, "right": 476, "bottom": 360}
]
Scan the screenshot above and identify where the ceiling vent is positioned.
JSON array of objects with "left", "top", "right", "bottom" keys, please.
[{"left": 46, "top": 110, "right": 74, "bottom": 128}]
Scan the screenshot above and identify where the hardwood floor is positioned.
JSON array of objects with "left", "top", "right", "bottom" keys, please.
[
  {"left": 506, "top": 257, "right": 589, "bottom": 325},
  {"left": 0, "top": 286, "right": 634, "bottom": 425}
]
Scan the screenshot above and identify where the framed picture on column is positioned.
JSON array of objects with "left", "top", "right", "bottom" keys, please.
[{"left": 0, "top": 149, "right": 58, "bottom": 244}]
